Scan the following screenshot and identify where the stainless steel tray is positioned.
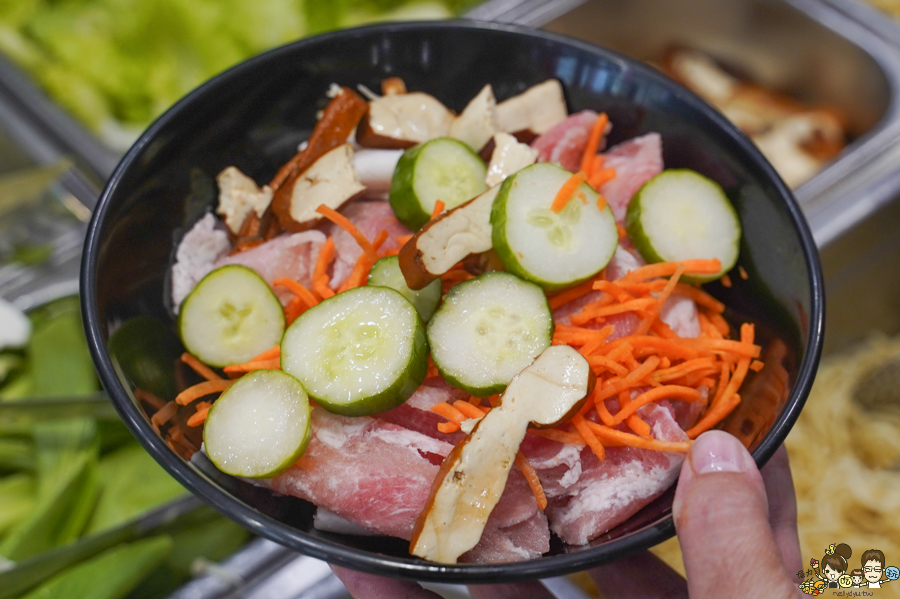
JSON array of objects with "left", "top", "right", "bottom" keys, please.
[{"left": 470, "top": 0, "right": 900, "bottom": 248}]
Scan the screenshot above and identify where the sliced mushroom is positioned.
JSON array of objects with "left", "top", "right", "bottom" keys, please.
[
  {"left": 216, "top": 167, "right": 274, "bottom": 235},
  {"left": 485, "top": 132, "right": 539, "bottom": 187},
  {"left": 410, "top": 345, "right": 594, "bottom": 564},
  {"left": 356, "top": 92, "right": 454, "bottom": 149},
  {"left": 381, "top": 76, "right": 407, "bottom": 96},
  {"left": 398, "top": 186, "right": 498, "bottom": 290},
  {"left": 280, "top": 144, "right": 365, "bottom": 229},
  {"left": 448, "top": 84, "right": 499, "bottom": 154},
  {"left": 495, "top": 79, "right": 568, "bottom": 138}
]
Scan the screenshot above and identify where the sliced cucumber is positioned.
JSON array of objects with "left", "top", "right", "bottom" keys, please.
[
  {"left": 389, "top": 137, "right": 488, "bottom": 231},
  {"left": 368, "top": 256, "right": 442, "bottom": 322},
  {"left": 178, "top": 265, "right": 284, "bottom": 368},
  {"left": 204, "top": 369, "right": 311, "bottom": 478},
  {"left": 491, "top": 162, "right": 618, "bottom": 291},
  {"left": 281, "top": 286, "right": 428, "bottom": 416},
  {"left": 427, "top": 271, "right": 552, "bottom": 396},
  {"left": 625, "top": 169, "right": 741, "bottom": 282}
]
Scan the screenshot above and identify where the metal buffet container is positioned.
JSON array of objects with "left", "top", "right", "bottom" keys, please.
[{"left": 2, "top": 0, "right": 900, "bottom": 597}]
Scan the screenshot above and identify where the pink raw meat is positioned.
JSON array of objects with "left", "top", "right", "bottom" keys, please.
[
  {"left": 537, "top": 403, "right": 688, "bottom": 546},
  {"left": 215, "top": 230, "right": 326, "bottom": 304},
  {"left": 599, "top": 133, "right": 663, "bottom": 223},
  {"left": 531, "top": 110, "right": 600, "bottom": 173},
  {"left": 263, "top": 408, "right": 549, "bottom": 562},
  {"left": 170, "top": 213, "right": 231, "bottom": 311},
  {"left": 324, "top": 200, "right": 409, "bottom": 288},
  {"left": 378, "top": 380, "right": 467, "bottom": 444}
]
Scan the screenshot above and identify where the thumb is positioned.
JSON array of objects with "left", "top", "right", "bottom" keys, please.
[{"left": 672, "top": 431, "right": 799, "bottom": 598}]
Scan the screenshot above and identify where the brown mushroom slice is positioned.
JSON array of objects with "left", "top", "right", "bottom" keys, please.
[
  {"left": 410, "top": 345, "right": 594, "bottom": 564},
  {"left": 356, "top": 92, "right": 454, "bottom": 149},
  {"left": 485, "top": 132, "right": 539, "bottom": 187},
  {"left": 448, "top": 84, "right": 499, "bottom": 154},
  {"left": 281, "top": 144, "right": 365, "bottom": 229},
  {"left": 495, "top": 79, "right": 568, "bottom": 137},
  {"left": 398, "top": 186, "right": 498, "bottom": 290},
  {"left": 216, "top": 167, "right": 274, "bottom": 235}
]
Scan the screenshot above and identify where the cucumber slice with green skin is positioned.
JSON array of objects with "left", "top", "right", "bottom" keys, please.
[
  {"left": 368, "top": 256, "right": 442, "bottom": 322},
  {"left": 491, "top": 162, "right": 618, "bottom": 292},
  {"left": 389, "top": 137, "right": 488, "bottom": 231},
  {"left": 427, "top": 271, "right": 553, "bottom": 397},
  {"left": 625, "top": 169, "right": 741, "bottom": 283},
  {"left": 204, "top": 369, "right": 311, "bottom": 478},
  {"left": 178, "top": 265, "right": 285, "bottom": 368},
  {"left": 281, "top": 286, "right": 428, "bottom": 416}
]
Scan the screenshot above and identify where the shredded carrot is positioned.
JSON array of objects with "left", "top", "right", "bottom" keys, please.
[
  {"left": 621, "top": 259, "right": 722, "bottom": 283},
  {"left": 187, "top": 401, "right": 212, "bottom": 427},
  {"left": 672, "top": 284, "right": 726, "bottom": 313},
  {"left": 312, "top": 238, "right": 336, "bottom": 299},
  {"left": 680, "top": 338, "right": 761, "bottom": 359},
  {"left": 617, "top": 390, "right": 651, "bottom": 437},
  {"left": 222, "top": 358, "right": 281, "bottom": 374},
  {"left": 250, "top": 346, "right": 281, "bottom": 362},
  {"left": 273, "top": 278, "right": 319, "bottom": 308},
  {"left": 431, "top": 402, "right": 466, "bottom": 423},
  {"left": 586, "top": 420, "right": 692, "bottom": 452},
  {"left": 175, "top": 379, "right": 232, "bottom": 406},
  {"left": 611, "top": 386, "right": 702, "bottom": 426},
  {"left": 596, "top": 195, "right": 608, "bottom": 212},
  {"left": 452, "top": 400, "right": 487, "bottom": 420},
  {"left": 653, "top": 357, "right": 718, "bottom": 382},
  {"left": 528, "top": 428, "right": 585, "bottom": 445},
  {"left": 616, "top": 223, "right": 628, "bottom": 239},
  {"left": 550, "top": 171, "right": 587, "bottom": 213},
  {"left": 430, "top": 200, "right": 446, "bottom": 220},
  {"left": 549, "top": 276, "right": 603, "bottom": 310},
  {"left": 635, "top": 263, "right": 684, "bottom": 336},
  {"left": 181, "top": 353, "right": 222, "bottom": 382},
  {"left": 438, "top": 422, "right": 460, "bottom": 433},
  {"left": 750, "top": 359, "right": 765, "bottom": 372},
  {"left": 573, "top": 415, "right": 606, "bottom": 461},
  {"left": 284, "top": 296, "right": 305, "bottom": 325},
  {"left": 586, "top": 354, "right": 630, "bottom": 376},
  {"left": 686, "top": 393, "right": 741, "bottom": 439},
  {"left": 580, "top": 113, "right": 609, "bottom": 175},
  {"left": 588, "top": 167, "right": 617, "bottom": 190},
  {"left": 570, "top": 297, "right": 657, "bottom": 325},
  {"left": 592, "top": 280, "right": 636, "bottom": 303},
  {"left": 515, "top": 452, "right": 547, "bottom": 510},
  {"left": 721, "top": 273, "right": 733, "bottom": 288},
  {"left": 738, "top": 265, "right": 749, "bottom": 280},
  {"left": 151, "top": 401, "right": 179, "bottom": 427},
  {"left": 316, "top": 204, "right": 374, "bottom": 258}
]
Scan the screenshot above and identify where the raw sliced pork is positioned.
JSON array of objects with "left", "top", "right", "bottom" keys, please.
[
  {"left": 599, "top": 133, "right": 664, "bottom": 223},
  {"left": 170, "top": 213, "right": 231, "bottom": 311},
  {"left": 261, "top": 408, "right": 549, "bottom": 563},
  {"left": 531, "top": 110, "right": 600, "bottom": 173}
]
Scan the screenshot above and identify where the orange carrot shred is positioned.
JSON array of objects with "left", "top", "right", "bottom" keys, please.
[
  {"left": 175, "top": 379, "right": 232, "bottom": 406},
  {"left": 250, "top": 346, "right": 281, "bottom": 362},
  {"left": 181, "top": 353, "right": 222, "bottom": 381},
  {"left": 750, "top": 360, "right": 765, "bottom": 372},
  {"left": 284, "top": 296, "right": 305, "bottom": 325},
  {"left": 580, "top": 113, "right": 609, "bottom": 175},
  {"left": 549, "top": 276, "right": 604, "bottom": 310},
  {"left": 721, "top": 273, "right": 733, "bottom": 288},
  {"left": 438, "top": 422, "right": 461, "bottom": 433},
  {"left": 273, "top": 278, "right": 319, "bottom": 308},
  {"left": 316, "top": 204, "right": 374, "bottom": 256},
  {"left": 452, "top": 400, "right": 487, "bottom": 420},
  {"left": 516, "top": 452, "right": 547, "bottom": 510},
  {"left": 573, "top": 415, "right": 606, "bottom": 462},
  {"left": 588, "top": 167, "right": 617, "bottom": 190},
  {"left": 616, "top": 223, "right": 628, "bottom": 239},
  {"left": 431, "top": 402, "right": 466, "bottom": 423},
  {"left": 739, "top": 265, "right": 749, "bottom": 280},
  {"left": 550, "top": 171, "right": 587, "bottom": 213},
  {"left": 222, "top": 358, "right": 281, "bottom": 374},
  {"left": 187, "top": 401, "right": 212, "bottom": 427},
  {"left": 586, "top": 420, "right": 692, "bottom": 452},
  {"left": 611, "top": 385, "right": 703, "bottom": 426},
  {"left": 528, "top": 428, "right": 585, "bottom": 445},
  {"left": 596, "top": 195, "right": 608, "bottom": 212},
  {"left": 430, "top": 200, "right": 446, "bottom": 220},
  {"left": 151, "top": 401, "right": 179, "bottom": 427}
]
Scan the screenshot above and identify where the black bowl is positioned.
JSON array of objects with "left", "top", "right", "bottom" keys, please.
[{"left": 81, "top": 21, "right": 824, "bottom": 583}]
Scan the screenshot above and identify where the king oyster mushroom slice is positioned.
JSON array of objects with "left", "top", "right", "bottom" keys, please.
[
  {"left": 495, "top": 79, "right": 568, "bottom": 138},
  {"left": 410, "top": 345, "right": 594, "bottom": 564},
  {"left": 448, "top": 84, "right": 499, "bottom": 154},
  {"left": 284, "top": 144, "right": 365, "bottom": 227},
  {"left": 216, "top": 167, "right": 274, "bottom": 235},
  {"left": 356, "top": 92, "right": 454, "bottom": 149},
  {"left": 398, "top": 186, "right": 499, "bottom": 290},
  {"left": 352, "top": 148, "right": 404, "bottom": 198},
  {"left": 485, "top": 132, "right": 539, "bottom": 188}
]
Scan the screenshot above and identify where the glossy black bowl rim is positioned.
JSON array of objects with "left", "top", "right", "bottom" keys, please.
[{"left": 81, "top": 20, "right": 825, "bottom": 582}]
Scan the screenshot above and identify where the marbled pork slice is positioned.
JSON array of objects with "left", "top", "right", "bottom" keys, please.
[
  {"left": 531, "top": 110, "right": 599, "bottom": 173},
  {"left": 171, "top": 213, "right": 231, "bottom": 311},
  {"left": 325, "top": 200, "right": 409, "bottom": 288},
  {"left": 599, "top": 133, "right": 664, "bottom": 223},
  {"left": 262, "top": 408, "right": 549, "bottom": 562},
  {"left": 214, "top": 230, "right": 326, "bottom": 304},
  {"left": 539, "top": 403, "right": 688, "bottom": 546}
]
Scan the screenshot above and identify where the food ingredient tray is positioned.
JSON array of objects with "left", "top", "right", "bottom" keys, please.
[{"left": 471, "top": 0, "right": 900, "bottom": 248}]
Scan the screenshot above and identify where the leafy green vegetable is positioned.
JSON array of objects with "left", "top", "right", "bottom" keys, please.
[
  {"left": 85, "top": 445, "right": 186, "bottom": 536},
  {"left": 0, "top": 473, "right": 35, "bottom": 538},
  {"left": 19, "top": 536, "right": 173, "bottom": 599}
]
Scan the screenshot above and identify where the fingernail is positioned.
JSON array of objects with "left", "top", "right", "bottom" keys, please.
[{"left": 689, "top": 431, "right": 750, "bottom": 475}]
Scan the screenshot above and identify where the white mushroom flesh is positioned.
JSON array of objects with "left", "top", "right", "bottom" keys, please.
[
  {"left": 448, "top": 84, "right": 499, "bottom": 152},
  {"left": 288, "top": 144, "right": 365, "bottom": 225},
  {"left": 216, "top": 166, "right": 274, "bottom": 234},
  {"left": 485, "top": 132, "right": 539, "bottom": 187}
]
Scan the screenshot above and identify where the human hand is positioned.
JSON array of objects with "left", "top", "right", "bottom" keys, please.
[{"left": 331, "top": 430, "right": 803, "bottom": 598}]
